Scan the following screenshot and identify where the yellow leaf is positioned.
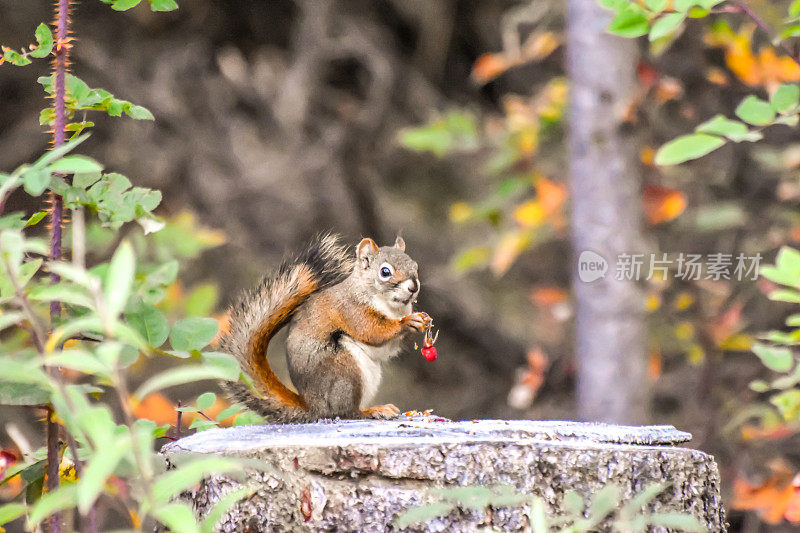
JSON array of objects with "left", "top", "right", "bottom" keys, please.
[
  {"left": 645, "top": 294, "right": 661, "bottom": 311},
  {"left": 688, "top": 344, "right": 705, "bottom": 365},
  {"left": 719, "top": 333, "right": 753, "bottom": 351},
  {"left": 675, "top": 321, "right": 694, "bottom": 340},
  {"left": 491, "top": 232, "right": 529, "bottom": 276},
  {"left": 673, "top": 292, "right": 693, "bottom": 310},
  {"left": 513, "top": 201, "right": 545, "bottom": 228},
  {"left": 449, "top": 202, "right": 473, "bottom": 223}
]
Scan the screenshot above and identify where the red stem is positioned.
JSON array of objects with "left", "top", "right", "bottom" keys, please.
[{"left": 44, "top": 3, "right": 71, "bottom": 532}]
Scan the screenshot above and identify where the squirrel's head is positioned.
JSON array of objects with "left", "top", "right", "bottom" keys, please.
[{"left": 354, "top": 236, "right": 420, "bottom": 316}]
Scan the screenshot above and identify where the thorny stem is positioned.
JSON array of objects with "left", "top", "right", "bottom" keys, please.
[
  {"left": 45, "top": 2, "right": 73, "bottom": 529},
  {"left": 1, "top": 255, "right": 99, "bottom": 531},
  {"left": 730, "top": 0, "right": 800, "bottom": 68}
]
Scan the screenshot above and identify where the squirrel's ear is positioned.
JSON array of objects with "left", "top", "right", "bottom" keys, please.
[
  {"left": 394, "top": 236, "right": 406, "bottom": 251},
  {"left": 357, "top": 238, "right": 379, "bottom": 264}
]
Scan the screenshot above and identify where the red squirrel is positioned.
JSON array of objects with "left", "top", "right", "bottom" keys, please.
[{"left": 221, "top": 234, "right": 431, "bottom": 422}]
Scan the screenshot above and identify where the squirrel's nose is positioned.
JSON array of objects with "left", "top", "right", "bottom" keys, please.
[{"left": 403, "top": 278, "right": 419, "bottom": 294}]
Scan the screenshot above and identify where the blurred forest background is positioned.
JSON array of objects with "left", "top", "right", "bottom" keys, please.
[{"left": 3, "top": 0, "right": 800, "bottom": 530}]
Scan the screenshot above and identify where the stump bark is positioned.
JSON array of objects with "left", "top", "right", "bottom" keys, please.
[{"left": 162, "top": 418, "right": 725, "bottom": 532}]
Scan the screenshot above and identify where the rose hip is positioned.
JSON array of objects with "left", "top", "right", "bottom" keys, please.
[{"left": 421, "top": 345, "right": 437, "bottom": 361}]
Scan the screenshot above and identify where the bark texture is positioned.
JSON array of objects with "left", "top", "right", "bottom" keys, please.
[
  {"left": 162, "top": 419, "right": 725, "bottom": 532},
  {"left": 566, "top": 0, "right": 648, "bottom": 424}
]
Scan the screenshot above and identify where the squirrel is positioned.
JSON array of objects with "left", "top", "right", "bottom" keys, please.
[{"left": 220, "top": 233, "right": 431, "bottom": 423}]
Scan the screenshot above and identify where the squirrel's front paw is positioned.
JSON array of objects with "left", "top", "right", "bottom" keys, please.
[
  {"left": 401, "top": 311, "right": 431, "bottom": 332},
  {"left": 362, "top": 404, "right": 400, "bottom": 420}
]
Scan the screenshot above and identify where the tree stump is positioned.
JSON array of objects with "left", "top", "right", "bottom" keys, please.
[{"left": 162, "top": 418, "right": 725, "bottom": 532}]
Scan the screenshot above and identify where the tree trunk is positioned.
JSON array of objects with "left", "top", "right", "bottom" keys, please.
[
  {"left": 163, "top": 419, "right": 725, "bottom": 532},
  {"left": 566, "top": 0, "right": 648, "bottom": 424}
]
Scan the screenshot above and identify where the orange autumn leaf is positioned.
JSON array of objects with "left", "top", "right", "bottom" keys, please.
[
  {"left": 642, "top": 185, "right": 686, "bottom": 225},
  {"left": 706, "top": 67, "right": 729, "bottom": 86},
  {"left": 640, "top": 146, "right": 656, "bottom": 167},
  {"left": 648, "top": 351, "right": 662, "bottom": 380},
  {"left": 708, "top": 301, "right": 743, "bottom": 346},
  {"left": 507, "top": 349, "right": 548, "bottom": 410},
  {"left": 130, "top": 392, "right": 176, "bottom": 426},
  {"left": 472, "top": 53, "right": 511, "bottom": 83},
  {"left": 713, "top": 26, "right": 800, "bottom": 89},
  {"left": 211, "top": 311, "right": 231, "bottom": 346},
  {"left": 536, "top": 177, "right": 568, "bottom": 215},
  {"left": 654, "top": 77, "right": 683, "bottom": 104},
  {"left": 530, "top": 285, "right": 569, "bottom": 307},
  {"left": 733, "top": 464, "right": 800, "bottom": 524},
  {"left": 740, "top": 424, "right": 797, "bottom": 441}
]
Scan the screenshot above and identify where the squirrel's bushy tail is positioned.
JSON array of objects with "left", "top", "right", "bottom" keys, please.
[{"left": 220, "top": 233, "right": 353, "bottom": 423}]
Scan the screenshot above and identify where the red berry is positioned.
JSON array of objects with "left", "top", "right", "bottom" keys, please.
[{"left": 421, "top": 346, "right": 437, "bottom": 361}]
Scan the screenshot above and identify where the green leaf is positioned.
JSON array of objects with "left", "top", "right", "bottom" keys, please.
[
  {"left": 185, "top": 284, "right": 218, "bottom": 317},
  {"left": 49, "top": 156, "right": 103, "bottom": 175},
  {"left": 232, "top": 411, "right": 264, "bottom": 426},
  {"left": 0, "top": 502, "right": 26, "bottom": 525},
  {"left": 752, "top": 343, "right": 794, "bottom": 372},
  {"left": 649, "top": 13, "right": 684, "bottom": 41},
  {"left": 125, "top": 301, "right": 169, "bottom": 347},
  {"left": 149, "top": 0, "right": 179, "bottom": 10},
  {"left": 648, "top": 513, "right": 706, "bottom": 532},
  {"left": 695, "top": 115, "right": 760, "bottom": 142},
  {"left": 654, "top": 133, "right": 726, "bottom": 165},
  {"left": 393, "top": 502, "right": 456, "bottom": 528},
  {"left": 792, "top": 0, "right": 800, "bottom": 17},
  {"left": 169, "top": 317, "right": 219, "bottom": 351},
  {"left": 77, "top": 435, "right": 131, "bottom": 513},
  {"left": 29, "top": 284, "right": 94, "bottom": 309},
  {"left": 196, "top": 392, "right": 216, "bottom": 410},
  {"left": 30, "top": 24, "right": 54, "bottom": 58},
  {"left": 588, "top": 484, "right": 621, "bottom": 521},
  {"left": 22, "top": 168, "right": 51, "bottom": 196},
  {"left": 0, "top": 312, "right": 24, "bottom": 332},
  {"left": 47, "top": 350, "right": 111, "bottom": 376},
  {"left": 111, "top": 0, "right": 142, "bottom": 10},
  {"left": 607, "top": 6, "right": 650, "bottom": 37},
  {"left": 749, "top": 380, "right": 770, "bottom": 392},
  {"left": 153, "top": 503, "right": 200, "bottom": 533},
  {"left": 105, "top": 241, "right": 135, "bottom": 318},
  {"left": 27, "top": 485, "right": 78, "bottom": 527},
  {"left": 215, "top": 404, "right": 242, "bottom": 421},
  {"left": 3, "top": 49, "right": 32, "bottom": 66},
  {"left": 189, "top": 418, "right": 218, "bottom": 431},
  {"left": 775, "top": 246, "right": 800, "bottom": 282},
  {"left": 201, "top": 487, "right": 253, "bottom": 533},
  {"left": 735, "top": 95, "right": 777, "bottom": 125},
  {"left": 24, "top": 211, "right": 47, "bottom": 228},
  {"left": 134, "top": 365, "right": 234, "bottom": 399},
  {"left": 780, "top": 24, "right": 800, "bottom": 39},
  {"left": 771, "top": 389, "right": 800, "bottom": 421},
  {"left": 201, "top": 352, "right": 241, "bottom": 380},
  {"left": 0, "top": 382, "right": 51, "bottom": 406},
  {"left": 151, "top": 458, "right": 238, "bottom": 505},
  {"left": 771, "top": 84, "right": 800, "bottom": 114},
  {"left": 124, "top": 104, "right": 155, "bottom": 120},
  {"left": 645, "top": 0, "right": 667, "bottom": 11},
  {"left": 769, "top": 289, "right": 800, "bottom": 303}
]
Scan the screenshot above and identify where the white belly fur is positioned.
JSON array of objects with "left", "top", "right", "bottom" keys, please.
[{"left": 339, "top": 336, "right": 401, "bottom": 408}]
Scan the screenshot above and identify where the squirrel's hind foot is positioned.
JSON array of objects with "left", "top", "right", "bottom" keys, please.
[{"left": 361, "top": 403, "right": 400, "bottom": 420}]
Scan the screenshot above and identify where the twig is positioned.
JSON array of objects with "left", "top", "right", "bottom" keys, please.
[{"left": 730, "top": 0, "right": 800, "bottom": 68}]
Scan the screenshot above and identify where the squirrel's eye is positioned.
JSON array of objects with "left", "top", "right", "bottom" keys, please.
[{"left": 379, "top": 263, "right": 393, "bottom": 280}]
